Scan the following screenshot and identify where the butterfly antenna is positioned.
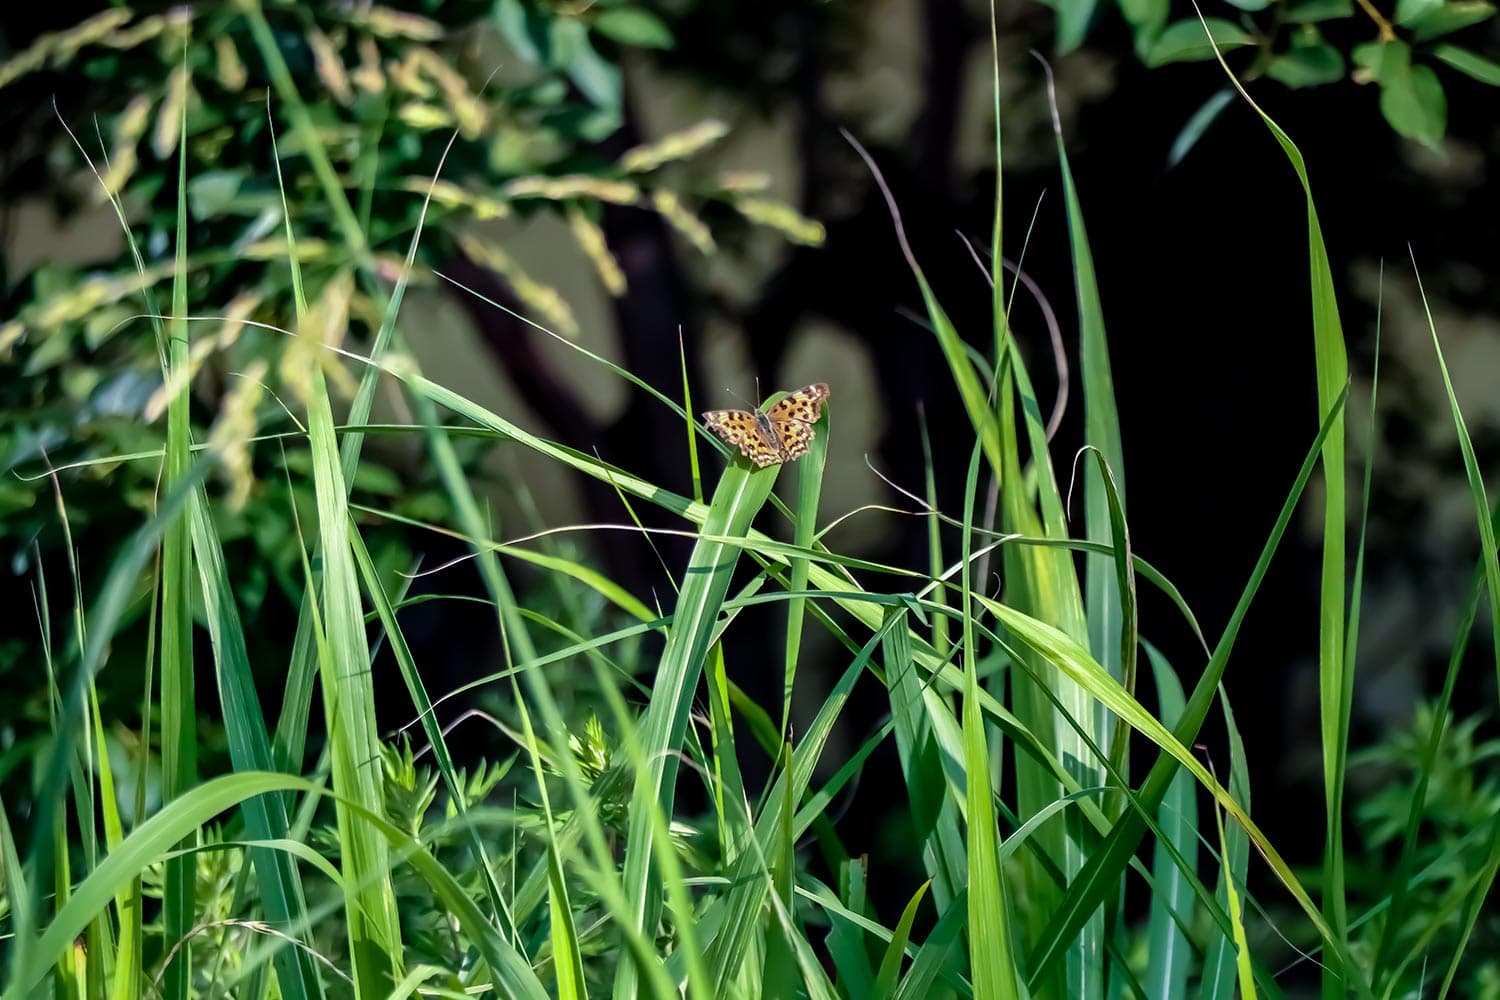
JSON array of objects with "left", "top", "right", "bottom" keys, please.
[{"left": 726, "top": 386, "right": 756, "bottom": 410}]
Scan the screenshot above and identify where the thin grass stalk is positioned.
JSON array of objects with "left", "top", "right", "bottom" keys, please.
[{"left": 158, "top": 53, "right": 197, "bottom": 998}]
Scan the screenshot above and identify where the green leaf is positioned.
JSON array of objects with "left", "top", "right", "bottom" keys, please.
[
  {"left": 1051, "top": 0, "right": 1103, "bottom": 53},
  {"left": 1351, "top": 40, "right": 1387, "bottom": 73},
  {"left": 1394, "top": 0, "right": 1444, "bottom": 23},
  {"left": 1267, "top": 31, "right": 1347, "bottom": 86},
  {"left": 1285, "top": 0, "right": 1354, "bottom": 22},
  {"left": 1430, "top": 42, "right": 1500, "bottom": 84},
  {"left": 1119, "top": 0, "right": 1171, "bottom": 52},
  {"left": 1355, "top": 41, "right": 1448, "bottom": 147},
  {"left": 1144, "top": 19, "right": 1255, "bottom": 66},
  {"left": 492, "top": 0, "right": 552, "bottom": 65},
  {"left": 1222, "top": 0, "right": 1272, "bottom": 13},
  {"left": 552, "top": 19, "right": 622, "bottom": 112},
  {"left": 592, "top": 7, "right": 675, "bottom": 49},
  {"left": 1382, "top": 61, "right": 1449, "bottom": 147},
  {"left": 1409, "top": 0, "right": 1496, "bottom": 39}
]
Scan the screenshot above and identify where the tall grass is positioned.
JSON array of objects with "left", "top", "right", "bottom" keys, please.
[{"left": 3, "top": 9, "right": 1498, "bottom": 1000}]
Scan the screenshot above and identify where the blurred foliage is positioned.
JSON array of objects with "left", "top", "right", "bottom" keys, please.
[
  {"left": 1345, "top": 702, "right": 1500, "bottom": 994},
  {"left": 1041, "top": 0, "right": 1499, "bottom": 155},
  {"left": 0, "top": 1, "right": 821, "bottom": 721}
]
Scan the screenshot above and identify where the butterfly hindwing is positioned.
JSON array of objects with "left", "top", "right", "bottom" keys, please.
[{"left": 704, "top": 382, "right": 829, "bottom": 468}]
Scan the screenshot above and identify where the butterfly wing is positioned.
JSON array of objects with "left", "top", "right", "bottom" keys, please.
[
  {"left": 765, "top": 382, "right": 830, "bottom": 462},
  {"left": 773, "top": 417, "right": 817, "bottom": 461},
  {"left": 764, "top": 383, "right": 830, "bottom": 426},
  {"left": 703, "top": 408, "right": 783, "bottom": 466}
]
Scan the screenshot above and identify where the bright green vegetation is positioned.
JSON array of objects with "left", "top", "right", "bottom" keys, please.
[{"left": 3, "top": 13, "right": 1497, "bottom": 1000}]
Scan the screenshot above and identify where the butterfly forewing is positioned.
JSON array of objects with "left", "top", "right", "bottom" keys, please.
[
  {"left": 703, "top": 382, "right": 830, "bottom": 468},
  {"left": 765, "top": 382, "right": 830, "bottom": 425},
  {"left": 703, "top": 409, "right": 783, "bottom": 466}
]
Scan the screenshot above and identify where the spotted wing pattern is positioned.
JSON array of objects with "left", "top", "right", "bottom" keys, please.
[
  {"left": 703, "top": 382, "right": 830, "bottom": 468},
  {"left": 763, "top": 383, "right": 830, "bottom": 462},
  {"left": 702, "top": 408, "right": 784, "bottom": 467}
]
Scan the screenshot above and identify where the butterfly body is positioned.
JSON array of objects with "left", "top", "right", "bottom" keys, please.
[{"left": 703, "top": 382, "right": 830, "bottom": 468}]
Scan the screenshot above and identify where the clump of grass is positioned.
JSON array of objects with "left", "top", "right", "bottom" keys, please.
[{"left": 3, "top": 8, "right": 1497, "bottom": 1000}]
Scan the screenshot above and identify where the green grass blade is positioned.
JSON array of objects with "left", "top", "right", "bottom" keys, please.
[
  {"left": 884, "top": 607, "right": 967, "bottom": 908},
  {"left": 3, "top": 463, "right": 205, "bottom": 996},
  {"left": 1197, "top": 682, "right": 1253, "bottom": 1000},
  {"left": 873, "top": 880, "right": 931, "bottom": 999},
  {"left": 1023, "top": 385, "right": 1365, "bottom": 994},
  {"left": 824, "top": 862, "right": 876, "bottom": 997},
  {"left": 1210, "top": 777, "right": 1256, "bottom": 998},
  {"left": 187, "top": 497, "right": 325, "bottom": 998},
  {"left": 612, "top": 459, "right": 777, "bottom": 997},
  {"left": 1142, "top": 645, "right": 1196, "bottom": 999},
  {"left": 893, "top": 889, "right": 969, "bottom": 1000},
  {"left": 15, "top": 772, "right": 305, "bottom": 995},
  {"left": 998, "top": 355, "right": 1093, "bottom": 992},
  {"left": 1194, "top": 16, "right": 1352, "bottom": 986},
  {"left": 960, "top": 436, "right": 1022, "bottom": 998},
  {"left": 348, "top": 529, "right": 515, "bottom": 936},
  {"left": 1050, "top": 91, "right": 1130, "bottom": 699},
  {"left": 303, "top": 316, "right": 405, "bottom": 993},
  {"left": 1409, "top": 258, "right": 1500, "bottom": 996},
  {"left": 158, "top": 45, "right": 197, "bottom": 1000}
]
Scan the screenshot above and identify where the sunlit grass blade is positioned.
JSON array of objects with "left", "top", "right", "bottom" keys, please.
[
  {"left": 251, "top": 52, "right": 407, "bottom": 988},
  {"left": 959, "top": 434, "right": 1023, "bottom": 998},
  {"left": 884, "top": 606, "right": 967, "bottom": 908},
  {"left": 872, "top": 880, "right": 930, "bottom": 999},
  {"left": 701, "top": 611, "right": 906, "bottom": 994},
  {"left": 157, "top": 48, "right": 197, "bottom": 1000},
  {"left": 1197, "top": 680, "right": 1253, "bottom": 1000},
  {"left": 187, "top": 497, "right": 326, "bottom": 998},
  {"left": 781, "top": 402, "right": 829, "bottom": 738},
  {"left": 1046, "top": 75, "right": 1130, "bottom": 704},
  {"left": 610, "top": 454, "right": 777, "bottom": 995},
  {"left": 3, "top": 459, "right": 206, "bottom": 995},
  {"left": 893, "top": 889, "right": 969, "bottom": 1000},
  {"left": 295, "top": 305, "right": 404, "bottom": 994},
  {"left": 997, "top": 354, "right": 1092, "bottom": 992},
  {"left": 1142, "top": 644, "right": 1195, "bottom": 998},
  {"left": 348, "top": 529, "right": 516, "bottom": 934},
  {"left": 1210, "top": 768, "right": 1256, "bottom": 998},
  {"left": 1024, "top": 385, "right": 1365, "bottom": 994}
]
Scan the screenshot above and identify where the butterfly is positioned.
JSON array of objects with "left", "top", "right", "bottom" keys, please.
[{"left": 703, "top": 382, "right": 831, "bottom": 468}]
